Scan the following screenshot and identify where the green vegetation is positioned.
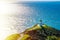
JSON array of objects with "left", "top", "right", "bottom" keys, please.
[
  {"left": 5, "top": 33, "right": 20, "bottom": 40},
  {"left": 21, "top": 24, "right": 60, "bottom": 40},
  {"left": 46, "top": 36, "right": 57, "bottom": 40},
  {"left": 5, "top": 24, "right": 60, "bottom": 40}
]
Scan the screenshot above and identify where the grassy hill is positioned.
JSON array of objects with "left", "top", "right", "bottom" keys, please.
[
  {"left": 5, "top": 33, "right": 20, "bottom": 40},
  {"left": 21, "top": 24, "right": 60, "bottom": 40},
  {"left": 5, "top": 24, "right": 60, "bottom": 40}
]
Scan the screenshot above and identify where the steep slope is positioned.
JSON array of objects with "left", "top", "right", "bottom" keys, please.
[
  {"left": 21, "top": 24, "right": 60, "bottom": 40},
  {"left": 5, "top": 24, "right": 60, "bottom": 40},
  {"left": 5, "top": 33, "right": 20, "bottom": 40}
]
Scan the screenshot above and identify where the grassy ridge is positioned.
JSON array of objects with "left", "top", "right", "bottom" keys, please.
[
  {"left": 5, "top": 24, "right": 60, "bottom": 40},
  {"left": 21, "top": 24, "right": 60, "bottom": 40}
]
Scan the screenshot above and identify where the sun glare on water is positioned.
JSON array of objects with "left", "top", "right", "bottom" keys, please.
[
  {"left": 0, "top": 1, "right": 17, "bottom": 15},
  {"left": 0, "top": 0, "right": 18, "bottom": 40}
]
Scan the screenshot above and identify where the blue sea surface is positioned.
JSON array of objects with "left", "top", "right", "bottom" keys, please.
[{"left": 17, "top": 2, "right": 60, "bottom": 30}]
